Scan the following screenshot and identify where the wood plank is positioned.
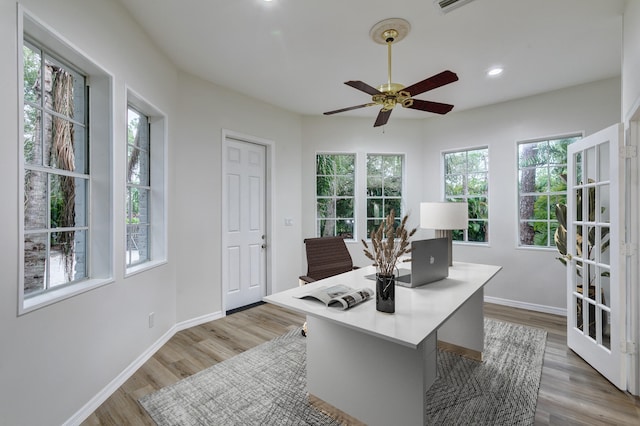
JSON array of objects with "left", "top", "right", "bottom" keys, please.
[
  {"left": 309, "top": 393, "right": 367, "bottom": 426},
  {"left": 437, "top": 340, "right": 483, "bottom": 361}
]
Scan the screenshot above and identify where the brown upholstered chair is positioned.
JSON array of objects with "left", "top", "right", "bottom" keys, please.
[
  {"left": 299, "top": 236, "right": 357, "bottom": 284},
  {"left": 299, "top": 236, "right": 358, "bottom": 336}
]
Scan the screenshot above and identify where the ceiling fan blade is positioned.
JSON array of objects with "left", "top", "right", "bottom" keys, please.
[
  {"left": 324, "top": 103, "right": 376, "bottom": 115},
  {"left": 405, "top": 99, "right": 454, "bottom": 115},
  {"left": 403, "top": 70, "right": 459, "bottom": 97},
  {"left": 345, "top": 80, "right": 382, "bottom": 96},
  {"left": 374, "top": 109, "right": 393, "bottom": 127}
]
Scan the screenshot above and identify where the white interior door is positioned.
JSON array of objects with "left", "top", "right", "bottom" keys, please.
[
  {"left": 223, "top": 138, "right": 266, "bottom": 311},
  {"left": 566, "top": 123, "right": 626, "bottom": 389}
]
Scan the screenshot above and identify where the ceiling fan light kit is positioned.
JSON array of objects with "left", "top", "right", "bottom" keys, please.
[{"left": 324, "top": 17, "right": 458, "bottom": 127}]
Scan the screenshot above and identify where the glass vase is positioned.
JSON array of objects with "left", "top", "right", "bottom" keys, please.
[{"left": 376, "top": 273, "right": 395, "bottom": 313}]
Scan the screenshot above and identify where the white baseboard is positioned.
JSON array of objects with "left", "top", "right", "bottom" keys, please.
[
  {"left": 175, "top": 310, "right": 224, "bottom": 332},
  {"left": 484, "top": 295, "right": 567, "bottom": 317},
  {"left": 64, "top": 310, "right": 224, "bottom": 426}
]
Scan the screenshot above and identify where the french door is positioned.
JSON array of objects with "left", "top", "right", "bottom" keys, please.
[
  {"left": 566, "top": 123, "right": 626, "bottom": 389},
  {"left": 222, "top": 137, "right": 267, "bottom": 311}
]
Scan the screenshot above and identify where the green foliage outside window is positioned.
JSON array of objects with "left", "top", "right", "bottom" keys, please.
[
  {"left": 444, "top": 148, "right": 489, "bottom": 243},
  {"left": 366, "top": 154, "right": 403, "bottom": 236},
  {"left": 316, "top": 154, "right": 355, "bottom": 238},
  {"left": 126, "top": 114, "right": 141, "bottom": 224},
  {"left": 518, "top": 136, "right": 579, "bottom": 247},
  {"left": 126, "top": 107, "right": 151, "bottom": 266}
]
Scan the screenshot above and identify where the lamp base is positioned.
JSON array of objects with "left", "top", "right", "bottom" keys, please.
[{"left": 435, "top": 229, "right": 453, "bottom": 266}]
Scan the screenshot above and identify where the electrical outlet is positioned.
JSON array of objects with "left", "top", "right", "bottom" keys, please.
[{"left": 148, "top": 312, "right": 155, "bottom": 328}]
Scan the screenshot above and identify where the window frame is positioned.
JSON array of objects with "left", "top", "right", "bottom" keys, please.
[
  {"left": 22, "top": 39, "right": 90, "bottom": 295},
  {"left": 516, "top": 133, "right": 583, "bottom": 250},
  {"left": 126, "top": 105, "right": 151, "bottom": 268},
  {"left": 18, "top": 8, "right": 114, "bottom": 314},
  {"left": 315, "top": 152, "right": 357, "bottom": 240},
  {"left": 365, "top": 153, "right": 406, "bottom": 239},
  {"left": 442, "top": 146, "right": 489, "bottom": 244},
  {"left": 124, "top": 89, "right": 168, "bottom": 277}
]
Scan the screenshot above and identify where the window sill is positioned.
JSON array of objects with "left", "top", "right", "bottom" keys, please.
[
  {"left": 453, "top": 241, "right": 490, "bottom": 247},
  {"left": 125, "top": 259, "right": 167, "bottom": 278},
  {"left": 20, "top": 277, "right": 114, "bottom": 315},
  {"left": 515, "top": 245, "right": 557, "bottom": 252}
]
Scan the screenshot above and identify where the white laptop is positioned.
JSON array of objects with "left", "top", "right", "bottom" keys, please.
[{"left": 366, "top": 238, "right": 449, "bottom": 288}]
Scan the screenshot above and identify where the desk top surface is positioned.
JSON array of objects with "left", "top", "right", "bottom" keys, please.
[{"left": 263, "top": 261, "right": 502, "bottom": 348}]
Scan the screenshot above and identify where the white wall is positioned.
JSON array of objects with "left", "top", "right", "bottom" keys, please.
[
  {"left": 623, "top": 0, "right": 640, "bottom": 120},
  {"left": 0, "top": 1, "right": 179, "bottom": 425},
  {"left": 422, "top": 77, "right": 621, "bottom": 311},
  {"left": 173, "top": 72, "right": 303, "bottom": 322}
]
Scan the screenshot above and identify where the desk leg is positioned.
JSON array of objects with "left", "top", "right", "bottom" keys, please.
[
  {"left": 306, "top": 316, "right": 437, "bottom": 426},
  {"left": 437, "top": 287, "right": 484, "bottom": 361}
]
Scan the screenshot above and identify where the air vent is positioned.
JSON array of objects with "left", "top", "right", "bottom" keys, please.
[{"left": 434, "top": 0, "right": 477, "bottom": 14}]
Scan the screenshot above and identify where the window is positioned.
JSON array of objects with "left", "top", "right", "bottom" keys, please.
[
  {"left": 316, "top": 154, "right": 355, "bottom": 238},
  {"left": 20, "top": 10, "right": 113, "bottom": 314},
  {"left": 126, "top": 107, "right": 150, "bottom": 267},
  {"left": 366, "top": 154, "right": 404, "bottom": 236},
  {"left": 517, "top": 135, "right": 580, "bottom": 247},
  {"left": 125, "top": 90, "right": 168, "bottom": 275},
  {"left": 443, "top": 147, "right": 489, "bottom": 243},
  {"left": 22, "top": 40, "right": 89, "bottom": 297}
]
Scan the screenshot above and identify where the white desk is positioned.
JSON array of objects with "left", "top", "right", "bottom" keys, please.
[{"left": 264, "top": 262, "right": 502, "bottom": 426}]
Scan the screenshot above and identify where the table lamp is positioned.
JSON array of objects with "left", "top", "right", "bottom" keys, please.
[{"left": 420, "top": 202, "right": 468, "bottom": 266}]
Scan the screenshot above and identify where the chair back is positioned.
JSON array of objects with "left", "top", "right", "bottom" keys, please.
[{"left": 303, "top": 236, "right": 354, "bottom": 281}]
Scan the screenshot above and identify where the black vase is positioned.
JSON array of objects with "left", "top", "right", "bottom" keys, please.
[{"left": 376, "top": 274, "right": 395, "bottom": 313}]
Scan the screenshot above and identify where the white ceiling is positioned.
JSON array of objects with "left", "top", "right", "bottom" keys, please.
[{"left": 118, "top": 0, "right": 625, "bottom": 122}]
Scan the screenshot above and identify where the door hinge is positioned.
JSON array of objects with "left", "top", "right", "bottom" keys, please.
[
  {"left": 620, "top": 341, "right": 637, "bottom": 354},
  {"left": 621, "top": 243, "right": 638, "bottom": 257},
  {"left": 619, "top": 145, "right": 637, "bottom": 158}
]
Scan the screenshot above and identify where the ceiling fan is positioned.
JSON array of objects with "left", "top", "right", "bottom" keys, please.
[{"left": 324, "top": 18, "right": 459, "bottom": 127}]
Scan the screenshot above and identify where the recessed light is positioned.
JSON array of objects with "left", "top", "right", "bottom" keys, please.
[{"left": 487, "top": 67, "right": 504, "bottom": 77}]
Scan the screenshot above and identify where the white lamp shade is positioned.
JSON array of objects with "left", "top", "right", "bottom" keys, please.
[{"left": 420, "top": 202, "right": 468, "bottom": 230}]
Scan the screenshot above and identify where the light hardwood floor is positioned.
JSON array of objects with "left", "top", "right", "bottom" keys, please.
[{"left": 83, "top": 303, "right": 640, "bottom": 425}]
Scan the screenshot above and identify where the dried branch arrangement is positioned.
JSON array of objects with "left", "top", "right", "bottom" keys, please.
[{"left": 361, "top": 210, "right": 417, "bottom": 277}]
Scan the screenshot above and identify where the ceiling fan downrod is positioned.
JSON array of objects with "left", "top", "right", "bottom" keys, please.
[
  {"left": 375, "top": 28, "right": 411, "bottom": 111},
  {"left": 384, "top": 29, "right": 397, "bottom": 90}
]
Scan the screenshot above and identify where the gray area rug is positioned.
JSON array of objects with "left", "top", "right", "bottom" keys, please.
[
  {"left": 425, "top": 320, "right": 547, "bottom": 425},
  {"left": 139, "top": 319, "right": 547, "bottom": 425}
]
